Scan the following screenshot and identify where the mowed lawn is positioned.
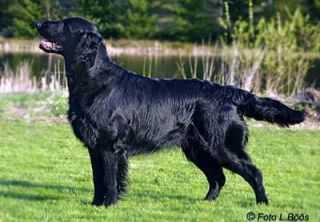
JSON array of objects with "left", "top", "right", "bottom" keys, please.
[{"left": 0, "top": 120, "right": 319, "bottom": 222}]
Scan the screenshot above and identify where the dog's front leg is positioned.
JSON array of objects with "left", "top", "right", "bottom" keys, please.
[
  {"left": 88, "top": 148, "right": 105, "bottom": 206},
  {"left": 100, "top": 148, "right": 119, "bottom": 206}
]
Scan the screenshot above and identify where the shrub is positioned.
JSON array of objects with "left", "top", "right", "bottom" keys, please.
[{"left": 219, "top": 0, "right": 320, "bottom": 95}]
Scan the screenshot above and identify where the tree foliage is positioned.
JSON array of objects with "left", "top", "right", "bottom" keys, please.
[{"left": 1, "top": 0, "right": 320, "bottom": 41}]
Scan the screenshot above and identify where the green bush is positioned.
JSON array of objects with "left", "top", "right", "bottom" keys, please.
[{"left": 219, "top": 1, "right": 320, "bottom": 95}]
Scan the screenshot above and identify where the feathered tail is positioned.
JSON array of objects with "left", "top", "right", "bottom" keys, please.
[{"left": 228, "top": 87, "right": 305, "bottom": 127}]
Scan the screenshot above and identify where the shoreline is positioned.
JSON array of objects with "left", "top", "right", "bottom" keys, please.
[
  {"left": 0, "top": 38, "right": 215, "bottom": 57},
  {"left": 0, "top": 91, "right": 319, "bottom": 129},
  {"left": 2, "top": 38, "right": 320, "bottom": 58}
]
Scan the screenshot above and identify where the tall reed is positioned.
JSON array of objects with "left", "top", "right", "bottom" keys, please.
[{"left": 0, "top": 61, "right": 67, "bottom": 93}]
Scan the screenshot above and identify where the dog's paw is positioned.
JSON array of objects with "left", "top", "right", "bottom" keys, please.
[
  {"left": 256, "top": 197, "right": 269, "bottom": 205},
  {"left": 103, "top": 196, "right": 118, "bottom": 207},
  {"left": 91, "top": 198, "right": 104, "bottom": 206}
]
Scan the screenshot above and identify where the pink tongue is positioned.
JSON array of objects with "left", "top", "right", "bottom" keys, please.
[{"left": 41, "top": 39, "right": 52, "bottom": 48}]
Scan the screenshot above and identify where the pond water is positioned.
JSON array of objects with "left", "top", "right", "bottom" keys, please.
[
  {"left": 0, "top": 53, "right": 184, "bottom": 78},
  {"left": 0, "top": 53, "right": 190, "bottom": 92},
  {"left": 0, "top": 53, "right": 319, "bottom": 92}
]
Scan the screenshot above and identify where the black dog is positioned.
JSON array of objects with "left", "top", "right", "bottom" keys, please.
[{"left": 34, "top": 17, "right": 304, "bottom": 207}]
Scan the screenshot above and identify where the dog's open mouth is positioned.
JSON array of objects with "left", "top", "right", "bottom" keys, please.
[{"left": 39, "top": 38, "right": 63, "bottom": 53}]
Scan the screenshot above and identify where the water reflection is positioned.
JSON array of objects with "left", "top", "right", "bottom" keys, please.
[{"left": 0, "top": 53, "right": 319, "bottom": 93}]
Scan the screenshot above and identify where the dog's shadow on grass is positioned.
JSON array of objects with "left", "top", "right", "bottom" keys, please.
[
  {"left": 0, "top": 179, "right": 90, "bottom": 202},
  {"left": 0, "top": 190, "right": 59, "bottom": 201}
]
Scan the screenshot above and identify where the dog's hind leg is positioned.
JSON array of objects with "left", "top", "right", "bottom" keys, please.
[
  {"left": 182, "top": 144, "right": 226, "bottom": 201},
  {"left": 223, "top": 122, "right": 268, "bottom": 204},
  {"left": 223, "top": 156, "right": 268, "bottom": 204}
]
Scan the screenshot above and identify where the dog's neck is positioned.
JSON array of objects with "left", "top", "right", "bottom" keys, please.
[{"left": 64, "top": 41, "right": 113, "bottom": 95}]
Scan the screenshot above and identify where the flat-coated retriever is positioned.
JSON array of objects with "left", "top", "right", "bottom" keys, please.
[{"left": 34, "top": 17, "right": 304, "bottom": 207}]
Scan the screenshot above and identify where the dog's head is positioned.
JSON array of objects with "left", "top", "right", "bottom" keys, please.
[{"left": 34, "top": 17, "right": 102, "bottom": 57}]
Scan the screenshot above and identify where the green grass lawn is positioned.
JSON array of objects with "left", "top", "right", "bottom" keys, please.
[{"left": 0, "top": 120, "right": 319, "bottom": 222}]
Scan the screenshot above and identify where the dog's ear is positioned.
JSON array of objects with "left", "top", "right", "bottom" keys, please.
[
  {"left": 76, "top": 30, "right": 108, "bottom": 70},
  {"left": 78, "top": 31, "right": 103, "bottom": 49},
  {"left": 76, "top": 31, "right": 103, "bottom": 58}
]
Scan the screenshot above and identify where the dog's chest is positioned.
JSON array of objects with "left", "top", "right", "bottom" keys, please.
[{"left": 68, "top": 106, "right": 99, "bottom": 149}]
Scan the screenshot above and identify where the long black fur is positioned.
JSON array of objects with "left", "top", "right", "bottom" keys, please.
[{"left": 34, "top": 17, "right": 305, "bottom": 207}]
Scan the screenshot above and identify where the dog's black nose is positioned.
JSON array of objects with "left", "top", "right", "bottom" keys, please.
[{"left": 33, "top": 21, "right": 43, "bottom": 29}]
